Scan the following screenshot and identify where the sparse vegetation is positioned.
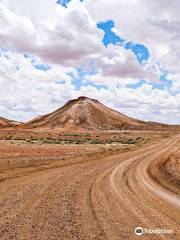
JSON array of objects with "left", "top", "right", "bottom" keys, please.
[
  {"left": 90, "top": 139, "right": 103, "bottom": 144},
  {"left": 25, "top": 136, "right": 145, "bottom": 145}
]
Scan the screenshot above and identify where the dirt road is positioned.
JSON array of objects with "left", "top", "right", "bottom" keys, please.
[{"left": 0, "top": 136, "right": 179, "bottom": 240}]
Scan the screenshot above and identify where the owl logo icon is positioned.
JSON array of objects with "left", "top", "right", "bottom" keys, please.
[{"left": 135, "top": 227, "right": 144, "bottom": 236}]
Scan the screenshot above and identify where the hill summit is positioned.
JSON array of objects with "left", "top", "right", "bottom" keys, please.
[{"left": 25, "top": 96, "right": 147, "bottom": 130}]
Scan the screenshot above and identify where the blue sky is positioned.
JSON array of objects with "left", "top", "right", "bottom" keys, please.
[
  {"left": 56, "top": 2, "right": 171, "bottom": 92},
  {"left": 0, "top": 0, "right": 179, "bottom": 124},
  {"left": 97, "top": 20, "right": 150, "bottom": 64},
  {"left": 57, "top": 0, "right": 84, "bottom": 8},
  {"left": 95, "top": 20, "right": 173, "bottom": 93},
  {"left": 59, "top": 5, "right": 172, "bottom": 94}
]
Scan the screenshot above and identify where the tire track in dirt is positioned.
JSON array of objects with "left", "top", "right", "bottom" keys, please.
[{"left": 108, "top": 136, "right": 180, "bottom": 239}]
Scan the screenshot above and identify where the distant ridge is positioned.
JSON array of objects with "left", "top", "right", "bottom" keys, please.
[{"left": 0, "top": 117, "right": 21, "bottom": 128}]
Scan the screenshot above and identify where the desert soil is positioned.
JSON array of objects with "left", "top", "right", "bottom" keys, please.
[{"left": 0, "top": 132, "right": 179, "bottom": 240}]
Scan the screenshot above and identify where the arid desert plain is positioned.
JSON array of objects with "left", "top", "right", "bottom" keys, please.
[{"left": 0, "top": 97, "right": 179, "bottom": 240}]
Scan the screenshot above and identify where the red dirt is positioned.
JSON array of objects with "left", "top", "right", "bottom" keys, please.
[{"left": 0, "top": 132, "right": 179, "bottom": 239}]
